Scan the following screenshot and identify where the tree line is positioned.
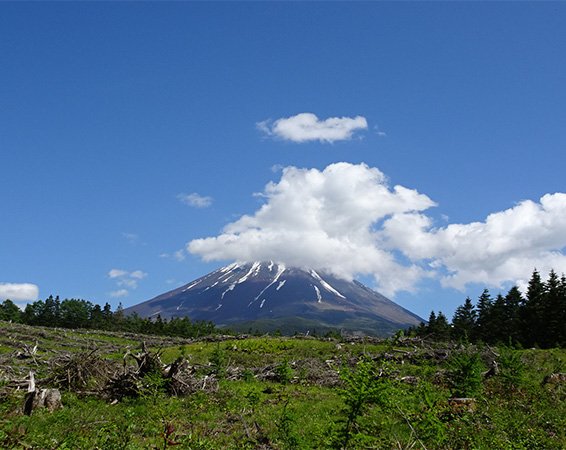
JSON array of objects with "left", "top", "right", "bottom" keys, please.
[
  {"left": 412, "top": 269, "right": 566, "bottom": 348},
  {"left": 0, "top": 295, "right": 218, "bottom": 338}
]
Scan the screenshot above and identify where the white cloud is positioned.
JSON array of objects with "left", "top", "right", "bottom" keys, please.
[
  {"left": 108, "top": 269, "right": 147, "bottom": 293},
  {"left": 0, "top": 283, "right": 39, "bottom": 302},
  {"left": 108, "top": 269, "right": 128, "bottom": 279},
  {"left": 159, "top": 249, "right": 186, "bottom": 262},
  {"left": 188, "top": 162, "right": 435, "bottom": 296},
  {"left": 383, "top": 193, "right": 566, "bottom": 290},
  {"left": 258, "top": 113, "right": 368, "bottom": 143},
  {"left": 177, "top": 193, "right": 213, "bottom": 208},
  {"left": 188, "top": 162, "right": 566, "bottom": 297},
  {"left": 130, "top": 270, "right": 147, "bottom": 280},
  {"left": 110, "top": 289, "right": 129, "bottom": 298}
]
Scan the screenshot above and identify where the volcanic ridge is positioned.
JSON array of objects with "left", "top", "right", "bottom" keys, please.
[{"left": 125, "top": 261, "right": 423, "bottom": 336}]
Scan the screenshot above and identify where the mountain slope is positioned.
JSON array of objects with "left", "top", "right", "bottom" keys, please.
[{"left": 125, "top": 261, "right": 423, "bottom": 336}]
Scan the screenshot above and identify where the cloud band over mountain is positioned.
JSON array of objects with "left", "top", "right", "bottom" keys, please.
[{"left": 188, "top": 162, "right": 566, "bottom": 297}]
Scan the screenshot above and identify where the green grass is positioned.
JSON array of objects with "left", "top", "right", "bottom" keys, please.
[{"left": 1, "top": 321, "right": 565, "bottom": 449}]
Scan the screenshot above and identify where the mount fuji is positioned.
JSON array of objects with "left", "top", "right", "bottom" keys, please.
[{"left": 125, "top": 261, "right": 423, "bottom": 336}]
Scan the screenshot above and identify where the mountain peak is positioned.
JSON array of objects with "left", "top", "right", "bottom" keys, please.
[{"left": 125, "top": 261, "right": 423, "bottom": 336}]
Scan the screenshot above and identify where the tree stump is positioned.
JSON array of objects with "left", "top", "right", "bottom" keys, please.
[{"left": 23, "top": 371, "right": 63, "bottom": 415}]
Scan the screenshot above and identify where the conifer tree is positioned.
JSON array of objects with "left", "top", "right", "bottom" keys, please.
[
  {"left": 490, "top": 294, "right": 507, "bottom": 344},
  {"left": 504, "top": 286, "right": 523, "bottom": 345},
  {"left": 430, "top": 311, "right": 451, "bottom": 341},
  {"left": 451, "top": 297, "right": 477, "bottom": 341},
  {"left": 475, "top": 289, "right": 493, "bottom": 342},
  {"left": 542, "top": 270, "right": 562, "bottom": 347},
  {"left": 523, "top": 269, "right": 545, "bottom": 346}
]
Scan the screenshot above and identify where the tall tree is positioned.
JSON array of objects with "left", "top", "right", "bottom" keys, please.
[
  {"left": 522, "top": 269, "right": 545, "bottom": 347},
  {"left": 559, "top": 274, "right": 566, "bottom": 346},
  {"left": 451, "top": 297, "right": 477, "bottom": 341},
  {"left": 489, "top": 294, "right": 507, "bottom": 344},
  {"left": 503, "top": 286, "right": 523, "bottom": 345},
  {"left": 429, "top": 311, "right": 451, "bottom": 341},
  {"left": 475, "top": 289, "right": 493, "bottom": 342},
  {"left": 542, "top": 270, "right": 562, "bottom": 347}
]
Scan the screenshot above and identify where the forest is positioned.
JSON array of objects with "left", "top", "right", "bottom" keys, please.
[
  {"left": 0, "top": 296, "right": 217, "bottom": 339},
  {"left": 412, "top": 269, "right": 566, "bottom": 348},
  {"left": 1, "top": 269, "right": 565, "bottom": 347}
]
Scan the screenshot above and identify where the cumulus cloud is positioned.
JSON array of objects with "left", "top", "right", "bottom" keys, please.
[
  {"left": 188, "top": 162, "right": 435, "bottom": 295},
  {"left": 177, "top": 193, "right": 213, "bottom": 208},
  {"left": 187, "top": 162, "right": 566, "bottom": 297},
  {"left": 108, "top": 269, "right": 147, "bottom": 295},
  {"left": 0, "top": 283, "right": 39, "bottom": 302},
  {"left": 383, "top": 193, "right": 566, "bottom": 290},
  {"left": 258, "top": 113, "right": 368, "bottom": 143}
]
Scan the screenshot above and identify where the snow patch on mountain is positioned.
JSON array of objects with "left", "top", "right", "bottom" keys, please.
[
  {"left": 221, "top": 284, "right": 235, "bottom": 299},
  {"left": 310, "top": 270, "right": 346, "bottom": 298},
  {"left": 314, "top": 285, "right": 322, "bottom": 303},
  {"left": 254, "top": 264, "right": 286, "bottom": 300},
  {"left": 237, "top": 261, "right": 262, "bottom": 284},
  {"left": 182, "top": 279, "right": 202, "bottom": 292}
]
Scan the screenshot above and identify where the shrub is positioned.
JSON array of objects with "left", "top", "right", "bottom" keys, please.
[
  {"left": 275, "top": 359, "right": 294, "bottom": 384},
  {"left": 447, "top": 351, "right": 485, "bottom": 397}
]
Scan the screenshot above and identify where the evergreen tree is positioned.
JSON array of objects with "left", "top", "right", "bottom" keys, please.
[
  {"left": 542, "top": 270, "right": 562, "bottom": 347},
  {"left": 42, "top": 295, "right": 61, "bottom": 326},
  {"left": 522, "top": 269, "right": 546, "bottom": 347},
  {"left": 559, "top": 274, "right": 566, "bottom": 346},
  {"left": 90, "top": 304, "right": 104, "bottom": 329},
  {"left": 451, "top": 297, "right": 477, "bottom": 341},
  {"left": 503, "top": 286, "right": 523, "bottom": 345},
  {"left": 113, "top": 302, "right": 125, "bottom": 330},
  {"left": 98, "top": 302, "right": 113, "bottom": 329},
  {"left": 475, "top": 289, "right": 493, "bottom": 342},
  {"left": 428, "top": 311, "right": 451, "bottom": 341},
  {"left": 490, "top": 294, "right": 507, "bottom": 344}
]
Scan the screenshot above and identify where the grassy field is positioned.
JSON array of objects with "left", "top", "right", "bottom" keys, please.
[{"left": 0, "top": 321, "right": 565, "bottom": 449}]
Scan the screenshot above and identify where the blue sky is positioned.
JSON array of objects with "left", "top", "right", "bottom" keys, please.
[{"left": 2, "top": 3, "right": 566, "bottom": 320}]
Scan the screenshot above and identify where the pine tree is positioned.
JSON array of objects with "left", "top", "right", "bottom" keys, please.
[
  {"left": 490, "top": 294, "right": 507, "bottom": 344},
  {"left": 504, "top": 286, "right": 523, "bottom": 345},
  {"left": 431, "top": 311, "right": 451, "bottom": 341},
  {"left": 522, "top": 269, "right": 545, "bottom": 347},
  {"left": 475, "top": 289, "right": 493, "bottom": 342},
  {"left": 559, "top": 274, "right": 566, "bottom": 346},
  {"left": 542, "top": 270, "right": 562, "bottom": 347},
  {"left": 451, "top": 297, "right": 477, "bottom": 341}
]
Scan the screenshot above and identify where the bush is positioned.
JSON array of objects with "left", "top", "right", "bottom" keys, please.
[{"left": 447, "top": 351, "right": 485, "bottom": 397}]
